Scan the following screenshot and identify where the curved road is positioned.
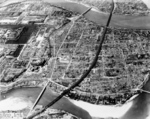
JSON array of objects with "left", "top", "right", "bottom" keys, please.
[{"left": 1, "top": 0, "right": 150, "bottom": 119}]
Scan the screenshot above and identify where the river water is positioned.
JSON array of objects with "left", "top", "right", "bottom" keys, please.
[
  {"left": 0, "top": 0, "right": 150, "bottom": 106},
  {"left": 0, "top": 0, "right": 150, "bottom": 97},
  {"left": 0, "top": 0, "right": 150, "bottom": 118},
  {"left": 1, "top": 0, "right": 150, "bottom": 29},
  {"left": 43, "top": 0, "right": 150, "bottom": 29}
]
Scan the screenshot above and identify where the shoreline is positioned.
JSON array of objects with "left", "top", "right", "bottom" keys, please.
[
  {"left": 65, "top": 0, "right": 103, "bottom": 13},
  {"left": 0, "top": 0, "right": 150, "bottom": 29},
  {"left": 49, "top": 0, "right": 150, "bottom": 29}
]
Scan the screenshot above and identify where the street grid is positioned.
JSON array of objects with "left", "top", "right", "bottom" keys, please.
[{"left": 0, "top": 0, "right": 150, "bottom": 119}]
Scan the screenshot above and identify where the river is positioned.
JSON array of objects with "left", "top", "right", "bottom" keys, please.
[
  {"left": 45, "top": 0, "right": 150, "bottom": 29},
  {"left": 0, "top": 0, "right": 150, "bottom": 29},
  {"left": 0, "top": 0, "right": 150, "bottom": 118},
  {"left": 0, "top": 87, "right": 92, "bottom": 119}
]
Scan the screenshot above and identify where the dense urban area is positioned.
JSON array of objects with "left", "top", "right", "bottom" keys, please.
[{"left": 0, "top": 0, "right": 150, "bottom": 119}]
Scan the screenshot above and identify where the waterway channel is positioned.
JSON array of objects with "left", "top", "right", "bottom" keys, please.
[
  {"left": 1, "top": 0, "right": 150, "bottom": 29},
  {"left": 0, "top": 0, "right": 150, "bottom": 118}
]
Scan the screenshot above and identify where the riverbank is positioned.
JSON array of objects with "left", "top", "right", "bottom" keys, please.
[
  {"left": 0, "top": 0, "right": 150, "bottom": 29},
  {"left": 44, "top": 0, "right": 150, "bottom": 29}
]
